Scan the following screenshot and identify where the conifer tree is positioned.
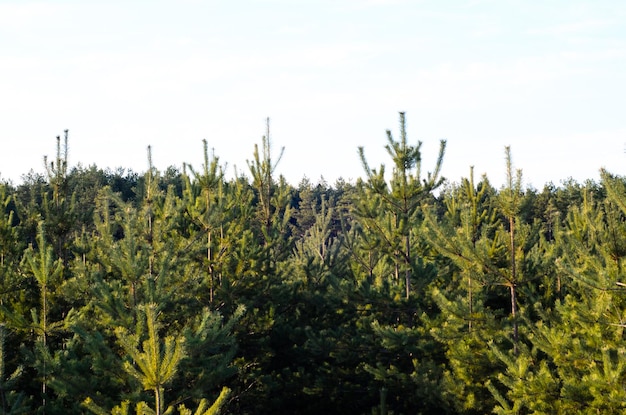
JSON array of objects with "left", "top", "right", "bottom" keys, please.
[
  {"left": 486, "top": 171, "right": 626, "bottom": 413},
  {"left": 175, "top": 305, "right": 244, "bottom": 403},
  {"left": 340, "top": 200, "right": 384, "bottom": 287},
  {"left": 88, "top": 158, "right": 187, "bottom": 324},
  {"left": 422, "top": 169, "right": 502, "bottom": 413},
  {"left": 20, "top": 224, "right": 65, "bottom": 412},
  {"left": 83, "top": 303, "right": 232, "bottom": 415},
  {"left": 246, "top": 118, "right": 294, "bottom": 277},
  {"left": 247, "top": 118, "right": 286, "bottom": 244},
  {"left": 356, "top": 112, "right": 445, "bottom": 299},
  {"left": 184, "top": 140, "right": 224, "bottom": 304},
  {"left": 273, "top": 198, "right": 387, "bottom": 413},
  {"left": 93, "top": 191, "right": 151, "bottom": 316},
  {"left": 293, "top": 178, "right": 322, "bottom": 238},
  {"left": 422, "top": 149, "right": 553, "bottom": 412},
  {"left": 291, "top": 197, "right": 344, "bottom": 286},
  {"left": 423, "top": 168, "right": 497, "bottom": 325},
  {"left": 42, "top": 130, "right": 76, "bottom": 264},
  {"left": 428, "top": 147, "right": 535, "bottom": 351},
  {"left": 115, "top": 303, "right": 185, "bottom": 415},
  {"left": 343, "top": 113, "right": 448, "bottom": 412},
  {"left": 499, "top": 146, "right": 523, "bottom": 353}
]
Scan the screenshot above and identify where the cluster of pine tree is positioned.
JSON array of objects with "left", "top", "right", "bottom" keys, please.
[{"left": 1, "top": 115, "right": 625, "bottom": 414}]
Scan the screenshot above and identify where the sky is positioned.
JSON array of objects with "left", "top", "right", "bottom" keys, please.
[{"left": 1, "top": 0, "right": 625, "bottom": 189}]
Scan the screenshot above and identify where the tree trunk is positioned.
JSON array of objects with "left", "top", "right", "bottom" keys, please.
[
  {"left": 404, "top": 234, "right": 411, "bottom": 300},
  {"left": 510, "top": 283, "right": 518, "bottom": 355},
  {"left": 509, "top": 216, "right": 518, "bottom": 355},
  {"left": 155, "top": 387, "right": 163, "bottom": 415},
  {"left": 208, "top": 230, "right": 213, "bottom": 303},
  {"left": 468, "top": 272, "right": 473, "bottom": 332}
]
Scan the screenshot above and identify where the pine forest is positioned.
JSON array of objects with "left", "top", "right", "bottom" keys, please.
[{"left": 2, "top": 114, "right": 626, "bottom": 414}]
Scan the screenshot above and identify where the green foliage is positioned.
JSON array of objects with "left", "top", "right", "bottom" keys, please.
[
  {"left": 83, "top": 386, "right": 230, "bottom": 415},
  {"left": 176, "top": 387, "right": 230, "bottom": 415},
  {"left": 115, "top": 304, "right": 186, "bottom": 413},
  {"left": 0, "top": 325, "right": 29, "bottom": 414},
  {"left": 6, "top": 119, "right": 626, "bottom": 414},
  {"left": 184, "top": 139, "right": 225, "bottom": 303},
  {"left": 356, "top": 112, "right": 446, "bottom": 299},
  {"left": 0, "top": 184, "right": 24, "bottom": 313}
]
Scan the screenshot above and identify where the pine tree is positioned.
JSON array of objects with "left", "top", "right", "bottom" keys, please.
[
  {"left": 246, "top": 118, "right": 287, "bottom": 246},
  {"left": 83, "top": 303, "right": 233, "bottom": 415},
  {"left": 356, "top": 112, "right": 445, "bottom": 299},
  {"left": 498, "top": 146, "right": 524, "bottom": 354},
  {"left": 175, "top": 305, "right": 244, "bottom": 403},
  {"left": 291, "top": 197, "right": 344, "bottom": 287},
  {"left": 115, "top": 303, "right": 185, "bottom": 415},
  {"left": 487, "top": 172, "right": 626, "bottom": 413},
  {"left": 42, "top": 130, "right": 76, "bottom": 264},
  {"left": 184, "top": 140, "right": 224, "bottom": 304},
  {"left": 20, "top": 224, "right": 64, "bottom": 412},
  {"left": 88, "top": 164, "right": 186, "bottom": 325},
  {"left": 421, "top": 169, "right": 503, "bottom": 413},
  {"left": 344, "top": 113, "right": 448, "bottom": 413}
]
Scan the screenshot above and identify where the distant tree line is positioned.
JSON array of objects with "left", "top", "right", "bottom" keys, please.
[{"left": 0, "top": 114, "right": 625, "bottom": 414}]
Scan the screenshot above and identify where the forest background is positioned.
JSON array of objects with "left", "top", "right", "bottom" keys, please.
[{"left": 1, "top": 114, "right": 626, "bottom": 414}]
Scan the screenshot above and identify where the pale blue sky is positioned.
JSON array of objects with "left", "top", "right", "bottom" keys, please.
[{"left": 1, "top": 0, "right": 625, "bottom": 188}]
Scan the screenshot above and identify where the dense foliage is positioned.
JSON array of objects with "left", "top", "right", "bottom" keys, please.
[{"left": 1, "top": 116, "right": 625, "bottom": 414}]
